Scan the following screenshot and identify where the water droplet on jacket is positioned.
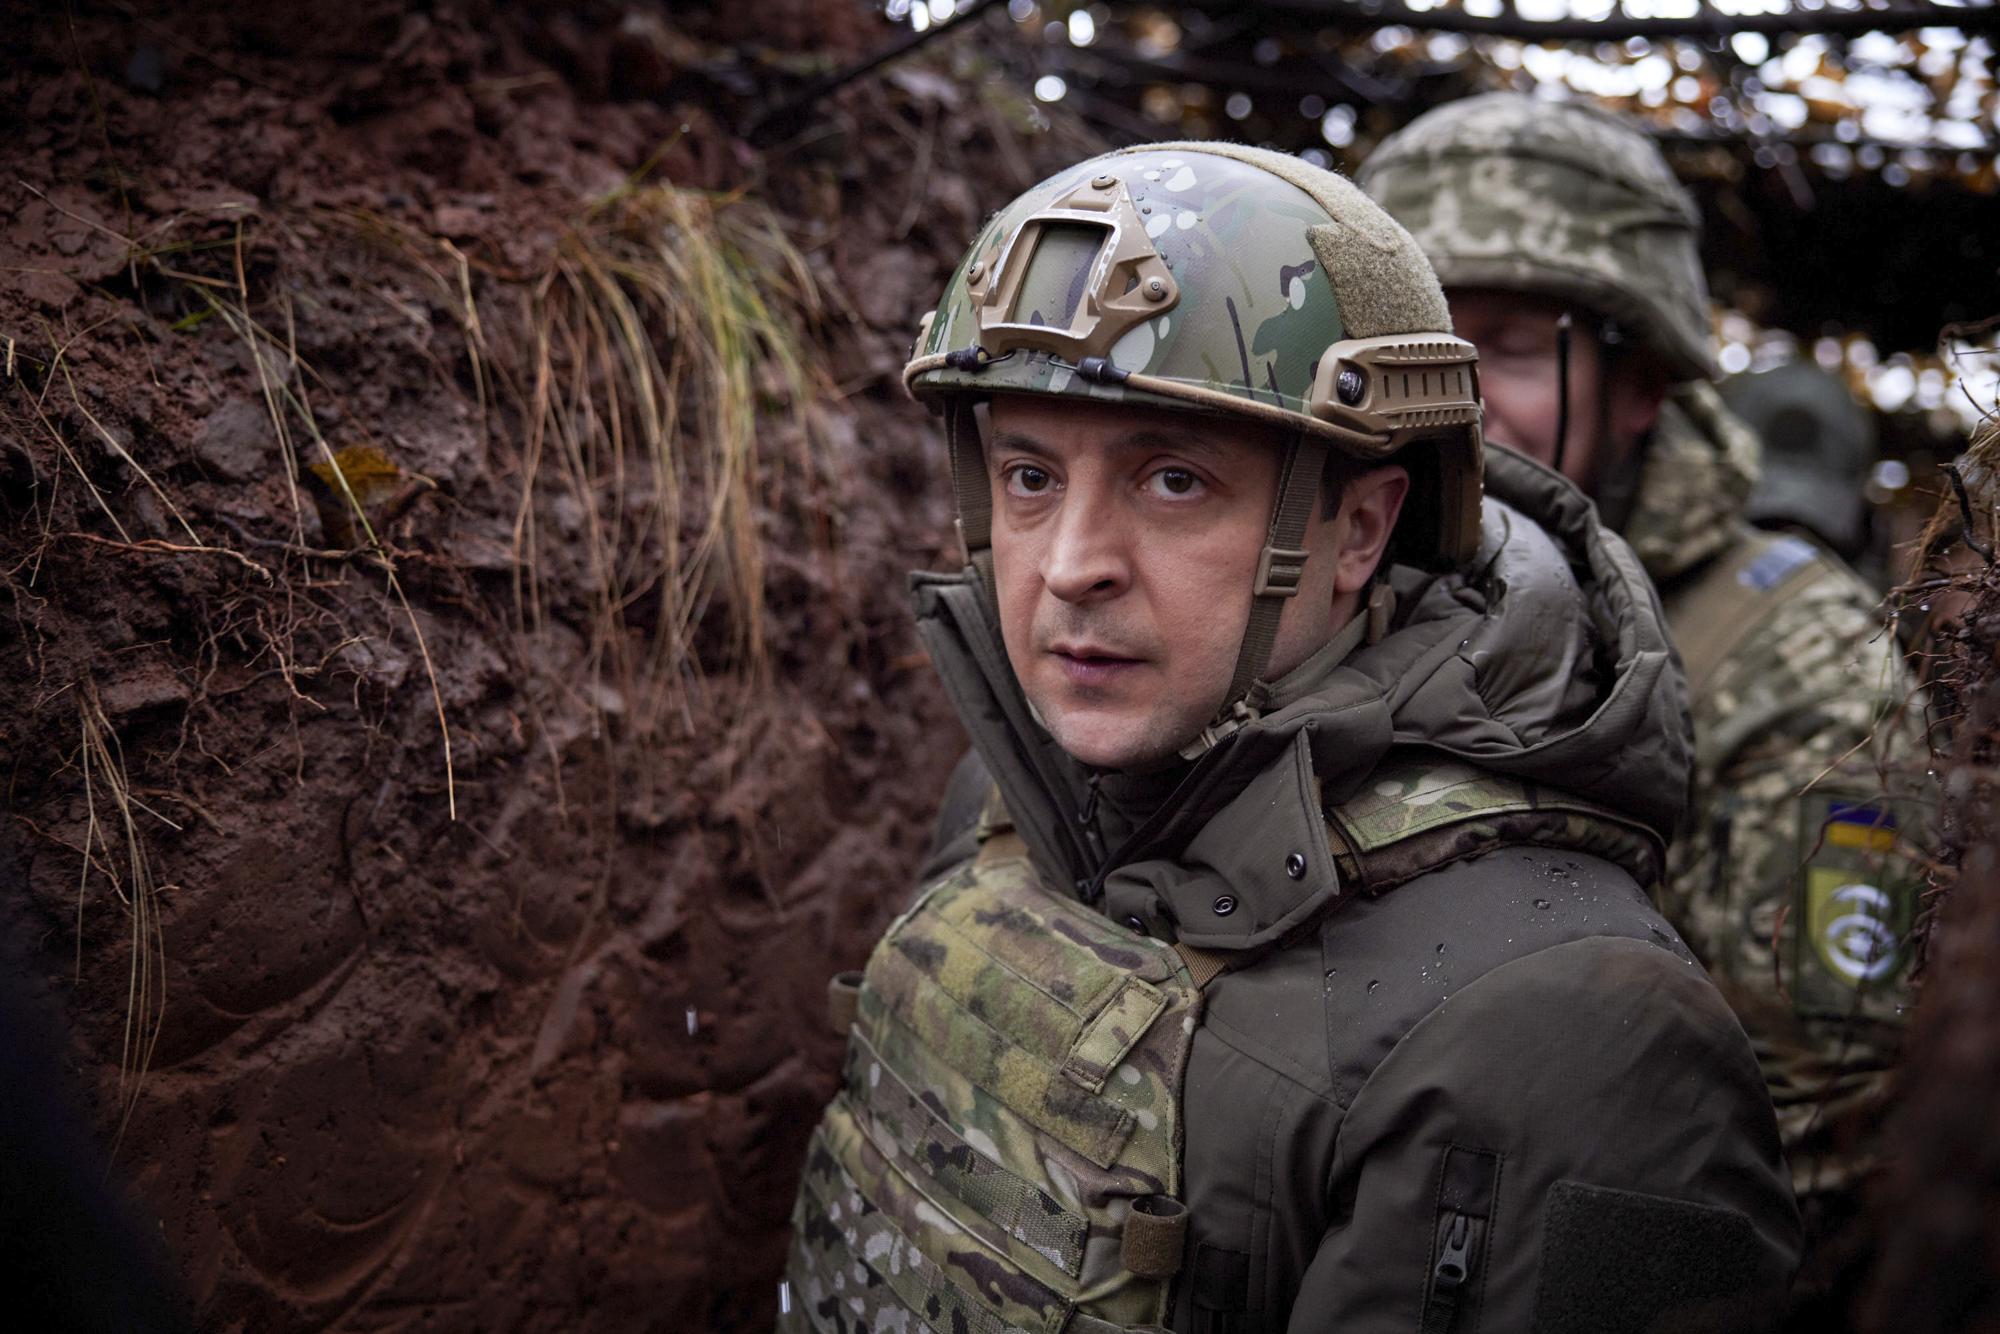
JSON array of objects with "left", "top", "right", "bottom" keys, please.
[
  {"left": 1435, "top": 942, "right": 1446, "bottom": 954},
  {"left": 1533, "top": 898, "right": 1551, "bottom": 910},
  {"left": 1366, "top": 979, "right": 1380, "bottom": 993}
]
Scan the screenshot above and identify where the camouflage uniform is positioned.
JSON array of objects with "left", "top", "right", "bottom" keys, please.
[
  {"left": 1630, "top": 383, "right": 1923, "bottom": 1204},
  {"left": 1360, "top": 93, "right": 1928, "bottom": 1208},
  {"left": 781, "top": 144, "right": 1800, "bottom": 1334}
]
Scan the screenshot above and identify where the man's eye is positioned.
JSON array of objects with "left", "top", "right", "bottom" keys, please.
[
  {"left": 1148, "top": 468, "right": 1203, "bottom": 499},
  {"left": 1006, "top": 465, "right": 1054, "bottom": 497}
]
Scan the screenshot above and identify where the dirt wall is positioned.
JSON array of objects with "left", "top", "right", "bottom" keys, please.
[{"left": 1, "top": 4, "right": 1095, "bottom": 1329}]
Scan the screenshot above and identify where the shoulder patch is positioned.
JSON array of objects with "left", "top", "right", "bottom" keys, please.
[
  {"left": 1786, "top": 793, "right": 1918, "bottom": 1013},
  {"left": 1737, "top": 533, "right": 1819, "bottom": 592}
]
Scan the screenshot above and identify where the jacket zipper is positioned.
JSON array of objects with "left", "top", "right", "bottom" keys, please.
[
  {"left": 1423, "top": 1210, "right": 1478, "bottom": 1333},
  {"left": 1421, "top": 1146, "right": 1501, "bottom": 1334}
]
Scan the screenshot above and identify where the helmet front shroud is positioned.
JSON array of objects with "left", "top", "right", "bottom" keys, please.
[{"left": 904, "top": 143, "right": 1485, "bottom": 744}]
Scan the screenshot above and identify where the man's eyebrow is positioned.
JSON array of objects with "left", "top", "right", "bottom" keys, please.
[
  {"left": 984, "top": 426, "right": 1228, "bottom": 460},
  {"left": 1120, "top": 428, "right": 1226, "bottom": 461},
  {"left": 985, "top": 429, "right": 1049, "bottom": 458}
]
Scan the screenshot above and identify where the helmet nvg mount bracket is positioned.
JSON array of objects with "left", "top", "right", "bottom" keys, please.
[{"left": 904, "top": 142, "right": 1486, "bottom": 744}]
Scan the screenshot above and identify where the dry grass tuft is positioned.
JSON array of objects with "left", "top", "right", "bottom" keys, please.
[{"left": 506, "top": 183, "right": 832, "bottom": 737}]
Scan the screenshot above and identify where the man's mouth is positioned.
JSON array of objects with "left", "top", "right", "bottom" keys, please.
[{"left": 1048, "top": 643, "right": 1145, "bottom": 686}]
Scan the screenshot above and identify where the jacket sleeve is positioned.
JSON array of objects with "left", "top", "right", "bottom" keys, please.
[{"left": 1284, "top": 936, "right": 1801, "bottom": 1334}]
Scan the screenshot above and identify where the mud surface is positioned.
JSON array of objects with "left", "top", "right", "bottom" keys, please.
[{"left": 1, "top": 5, "right": 1094, "bottom": 1328}]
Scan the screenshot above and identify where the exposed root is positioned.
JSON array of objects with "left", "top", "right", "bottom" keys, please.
[
  {"left": 60, "top": 530, "right": 274, "bottom": 583},
  {"left": 75, "top": 684, "right": 168, "bottom": 1163},
  {"left": 178, "top": 243, "right": 461, "bottom": 819}
]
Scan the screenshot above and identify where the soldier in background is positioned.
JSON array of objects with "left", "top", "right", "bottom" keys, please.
[
  {"left": 1360, "top": 94, "right": 1929, "bottom": 1322},
  {"left": 1723, "top": 360, "right": 1883, "bottom": 581}
]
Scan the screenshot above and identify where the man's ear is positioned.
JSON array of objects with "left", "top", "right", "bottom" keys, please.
[{"left": 1331, "top": 465, "right": 1410, "bottom": 595}]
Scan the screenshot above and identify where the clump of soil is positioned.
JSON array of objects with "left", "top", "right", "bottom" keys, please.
[{"left": 0, "top": 4, "right": 1096, "bottom": 1329}]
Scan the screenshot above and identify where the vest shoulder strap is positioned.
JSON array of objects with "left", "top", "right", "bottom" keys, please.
[
  {"left": 1325, "top": 757, "right": 1666, "bottom": 894},
  {"left": 970, "top": 758, "right": 1664, "bottom": 952},
  {"left": 1659, "top": 530, "right": 1836, "bottom": 700}
]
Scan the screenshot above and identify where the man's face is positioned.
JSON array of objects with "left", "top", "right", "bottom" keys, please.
[
  {"left": 985, "top": 397, "right": 1347, "bottom": 771},
  {"left": 1448, "top": 289, "right": 1663, "bottom": 498}
]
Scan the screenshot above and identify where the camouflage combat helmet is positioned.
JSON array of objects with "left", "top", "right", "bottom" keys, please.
[
  {"left": 903, "top": 142, "right": 1484, "bottom": 729},
  {"left": 1357, "top": 93, "right": 1717, "bottom": 381}
]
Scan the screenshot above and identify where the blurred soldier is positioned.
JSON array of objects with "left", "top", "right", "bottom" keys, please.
[
  {"left": 1361, "top": 93, "right": 1927, "bottom": 1310},
  {"left": 782, "top": 143, "right": 1798, "bottom": 1333},
  {"left": 1723, "top": 360, "right": 1882, "bottom": 576}
]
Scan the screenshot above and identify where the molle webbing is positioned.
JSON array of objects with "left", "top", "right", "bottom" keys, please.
[
  {"left": 842, "top": 1027, "right": 1090, "bottom": 1275},
  {"left": 782, "top": 853, "right": 1204, "bottom": 1334}
]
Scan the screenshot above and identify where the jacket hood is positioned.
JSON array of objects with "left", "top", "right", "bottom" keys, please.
[
  {"left": 1622, "top": 380, "right": 1762, "bottom": 580},
  {"left": 913, "top": 446, "right": 1691, "bottom": 950}
]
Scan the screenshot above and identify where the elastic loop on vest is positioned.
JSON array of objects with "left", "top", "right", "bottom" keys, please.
[
  {"left": 827, "top": 971, "right": 863, "bottom": 1035},
  {"left": 1122, "top": 1195, "right": 1189, "bottom": 1279}
]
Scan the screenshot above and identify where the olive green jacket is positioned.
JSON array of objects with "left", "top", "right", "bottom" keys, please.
[{"left": 913, "top": 448, "right": 1800, "bottom": 1331}]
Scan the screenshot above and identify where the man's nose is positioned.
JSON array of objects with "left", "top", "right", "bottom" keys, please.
[{"left": 1041, "top": 486, "right": 1130, "bottom": 604}]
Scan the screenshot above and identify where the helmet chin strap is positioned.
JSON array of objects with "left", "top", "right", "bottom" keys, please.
[
  {"left": 1181, "top": 432, "right": 1329, "bottom": 758},
  {"left": 1587, "top": 322, "right": 1646, "bottom": 534},
  {"left": 1551, "top": 315, "right": 1647, "bottom": 534},
  {"left": 946, "top": 398, "right": 996, "bottom": 596},
  {"left": 1552, "top": 312, "right": 1573, "bottom": 477}
]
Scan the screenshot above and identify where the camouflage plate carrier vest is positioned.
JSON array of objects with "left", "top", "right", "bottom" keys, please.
[{"left": 778, "top": 760, "right": 1660, "bottom": 1334}]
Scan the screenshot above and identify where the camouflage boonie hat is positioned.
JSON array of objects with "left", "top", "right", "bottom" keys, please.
[
  {"left": 1357, "top": 93, "right": 1718, "bottom": 381},
  {"left": 904, "top": 143, "right": 1486, "bottom": 571}
]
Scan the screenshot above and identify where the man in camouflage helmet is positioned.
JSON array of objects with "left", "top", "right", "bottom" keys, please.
[
  {"left": 780, "top": 142, "right": 1798, "bottom": 1333},
  {"left": 1359, "top": 93, "right": 1927, "bottom": 1299}
]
